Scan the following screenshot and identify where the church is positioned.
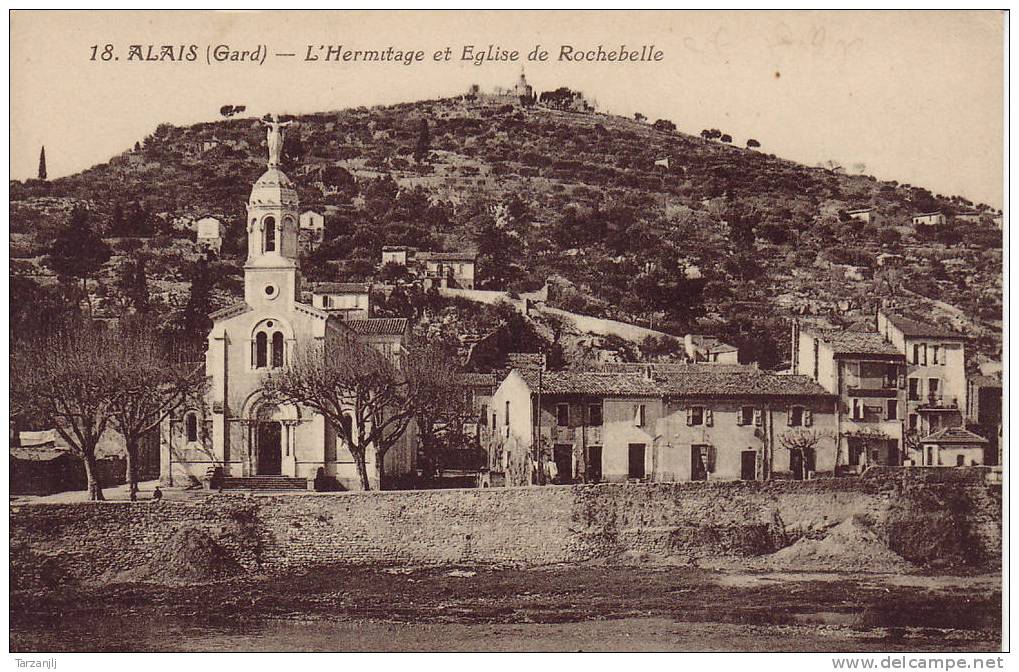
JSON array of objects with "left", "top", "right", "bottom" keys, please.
[{"left": 159, "top": 116, "right": 416, "bottom": 490}]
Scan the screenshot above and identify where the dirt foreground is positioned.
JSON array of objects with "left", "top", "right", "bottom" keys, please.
[{"left": 10, "top": 564, "right": 1001, "bottom": 652}]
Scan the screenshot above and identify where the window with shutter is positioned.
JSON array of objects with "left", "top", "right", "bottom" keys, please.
[
  {"left": 753, "top": 409, "right": 763, "bottom": 426},
  {"left": 634, "top": 404, "right": 646, "bottom": 427},
  {"left": 706, "top": 445, "right": 717, "bottom": 472},
  {"left": 685, "top": 407, "right": 693, "bottom": 426},
  {"left": 704, "top": 409, "right": 713, "bottom": 426},
  {"left": 803, "top": 409, "right": 813, "bottom": 426}
]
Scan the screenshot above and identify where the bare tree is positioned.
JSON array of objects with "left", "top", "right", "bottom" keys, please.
[
  {"left": 261, "top": 335, "right": 416, "bottom": 490},
  {"left": 11, "top": 320, "right": 117, "bottom": 500},
  {"left": 402, "top": 338, "right": 472, "bottom": 475},
  {"left": 106, "top": 320, "right": 206, "bottom": 500},
  {"left": 778, "top": 428, "right": 829, "bottom": 479}
]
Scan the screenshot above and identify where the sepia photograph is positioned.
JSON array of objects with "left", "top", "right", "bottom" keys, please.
[{"left": 7, "top": 8, "right": 1008, "bottom": 660}]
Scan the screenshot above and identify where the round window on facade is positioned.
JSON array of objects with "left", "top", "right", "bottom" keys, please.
[{"left": 264, "top": 284, "right": 278, "bottom": 299}]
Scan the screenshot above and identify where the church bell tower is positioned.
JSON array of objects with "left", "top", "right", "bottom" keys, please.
[{"left": 244, "top": 114, "right": 301, "bottom": 307}]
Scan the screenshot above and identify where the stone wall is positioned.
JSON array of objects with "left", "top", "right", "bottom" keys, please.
[{"left": 10, "top": 474, "right": 1001, "bottom": 584}]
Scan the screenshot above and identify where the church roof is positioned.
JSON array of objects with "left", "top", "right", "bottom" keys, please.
[
  {"left": 249, "top": 168, "right": 299, "bottom": 207},
  {"left": 209, "top": 301, "right": 250, "bottom": 321}
]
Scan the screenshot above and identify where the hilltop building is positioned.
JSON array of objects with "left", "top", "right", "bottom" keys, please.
[
  {"left": 160, "top": 119, "right": 415, "bottom": 490},
  {"left": 845, "top": 207, "right": 877, "bottom": 225},
  {"left": 911, "top": 212, "right": 946, "bottom": 227},
  {"left": 195, "top": 216, "right": 223, "bottom": 254},
  {"left": 298, "top": 209, "right": 325, "bottom": 253},
  {"left": 379, "top": 246, "right": 477, "bottom": 289}
]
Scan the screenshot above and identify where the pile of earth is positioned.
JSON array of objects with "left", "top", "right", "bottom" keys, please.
[
  {"left": 759, "top": 515, "right": 916, "bottom": 573},
  {"left": 106, "top": 527, "right": 243, "bottom": 585}
]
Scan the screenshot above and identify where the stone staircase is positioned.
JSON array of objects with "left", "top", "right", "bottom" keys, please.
[{"left": 219, "top": 476, "right": 309, "bottom": 491}]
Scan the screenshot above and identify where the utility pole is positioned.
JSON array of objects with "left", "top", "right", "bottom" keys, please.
[{"left": 534, "top": 353, "right": 545, "bottom": 485}]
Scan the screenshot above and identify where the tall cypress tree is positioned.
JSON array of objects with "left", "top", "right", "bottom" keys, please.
[
  {"left": 414, "top": 119, "right": 430, "bottom": 163},
  {"left": 44, "top": 206, "right": 111, "bottom": 313},
  {"left": 37, "top": 146, "right": 47, "bottom": 180},
  {"left": 182, "top": 255, "right": 213, "bottom": 348}
]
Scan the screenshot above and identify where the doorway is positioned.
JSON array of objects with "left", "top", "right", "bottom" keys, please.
[
  {"left": 553, "top": 444, "right": 573, "bottom": 484},
  {"left": 790, "top": 448, "right": 816, "bottom": 480},
  {"left": 587, "top": 446, "right": 602, "bottom": 483},
  {"left": 691, "top": 445, "right": 708, "bottom": 481},
  {"left": 741, "top": 450, "right": 757, "bottom": 480},
  {"left": 256, "top": 422, "right": 282, "bottom": 475},
  {"left": 628, "top": 444, "right": 646, "bottom": 480}
]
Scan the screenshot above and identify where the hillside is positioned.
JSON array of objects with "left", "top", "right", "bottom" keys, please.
[{"left": 9, "top": 94, "right": 1003, "bottom": 369}]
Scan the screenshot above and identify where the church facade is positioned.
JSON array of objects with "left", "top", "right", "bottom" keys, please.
[{"left": 160, "top": 118, "right": 415, "bottom": 490}]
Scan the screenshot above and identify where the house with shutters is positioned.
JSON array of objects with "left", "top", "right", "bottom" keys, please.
[
  {"left": 309, "top": 282, "right": 371, "bottom": 319},
  {"left": 486, "top": 364, "right": 837, "bottom": 486},
  {"left": 876, "top": 310, "right": 966, "bottom": 438},
  {"left": 909, "top": 426, "right": 987, "bottom": 467},
  {"left": 792, "top": 323, "right": 907, "bottom": 472}
]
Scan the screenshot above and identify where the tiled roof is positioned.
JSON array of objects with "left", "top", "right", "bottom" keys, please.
[
  {"left": 506, "top": 352, "right": 545, "bottom": 369},
  {"left": 881, "top": 313, "right": 964, "bottom": 339},
  {"left": 602, "top": 362, "right": 748, "bottom": 374},
  {"left": 313, "top": 282, "right": 370, "bottom": 294},
  {"left": 209, "top": 300, "right": 250, "bottom": 321},
  {"left": 15, "top": 430, "right": 126, "bottom": 459},
  {"left": 806, "top": 329, "right": 904, "bottom": 358},
  {"left": 417, "top": 251, "right": 477, "bottom": 261},
  {"left": 689, "top": 335, "right": 738, "bottom": 353},
  {"left": 518, "top": 370, "right": 663, "bottom": 397},
  {"left": 655, "top": 366, "right": 833, "bottom": 398},
  {"left": 920, "top": 427, "right": 989, "bottom": 445},
  {"left": 344, "top": 318, "right": 408, "bottom": 336},
  {"left": 456, "top": 372, "right": 499, "bottom": 387},
  {"left": 516, "top": 366, "right": 833, "bottom": 399}
]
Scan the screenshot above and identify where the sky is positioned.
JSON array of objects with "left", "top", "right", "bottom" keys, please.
[{"left": 10, "top": 10, "right": 1006, "bottom": 207}]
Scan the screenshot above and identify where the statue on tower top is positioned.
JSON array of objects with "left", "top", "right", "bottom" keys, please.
[{"left": 262, "top": 113, "right": 292, "bottom": 168}]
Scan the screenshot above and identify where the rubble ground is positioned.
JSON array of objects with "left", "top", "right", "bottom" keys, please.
[{"left": 10, "top": 564, "right": 1001, "bottom": 652}]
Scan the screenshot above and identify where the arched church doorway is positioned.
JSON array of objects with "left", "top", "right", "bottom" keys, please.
[{"left": 256, "top": 421, "right": 283, "bottom": 475}]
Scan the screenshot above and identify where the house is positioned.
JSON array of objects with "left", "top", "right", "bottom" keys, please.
[
  {"left": 298, "top": 210, "right": 325, "bottom": 252},
  {"left": 954, "top": 210, "right": 982, "bottom": 223},
  {"left": 792, "top": 323, "right": 907, "bottom": 472},
  {"left": 910, "top": 427, "right": 987, "bottom": 467},
  {"left": 416, "top": 251, "right": 477, "bottom": 290},
  {"left": 160, "top": 121, "right": 415, "bottom": 491},
  {"left": 381, "top": 245, "right": 414, "bottom": 267},
  {"left": 684, "top": 334, "right": 739, "bottom": 363},
  {"left": 912, "top": 212, "right": 946, "bottom": 227},
  {"left": 11, "top": 429, "right": 150, "bottom": 495},
  {"left": 310, "top": 282, "right": 370, "bottom": 319},
  {"left": 344, "top": 317, "right": 410, "bottom": 364},
  {"left": 846, "top": 207, "right": 877, "bottom": 224},
  {"left": 877, "top": 310, "right": 966, "bottom": 437},
  {"left": 487, "top": 365, "right": 837, "bottom": 486},
  {"left": 195, "top": 216, "right": 223, "bottom": 254}
]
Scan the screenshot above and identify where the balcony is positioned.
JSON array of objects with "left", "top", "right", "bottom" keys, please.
[{"left": 918, "top": 395, "right": 959, "bottom": 411}]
